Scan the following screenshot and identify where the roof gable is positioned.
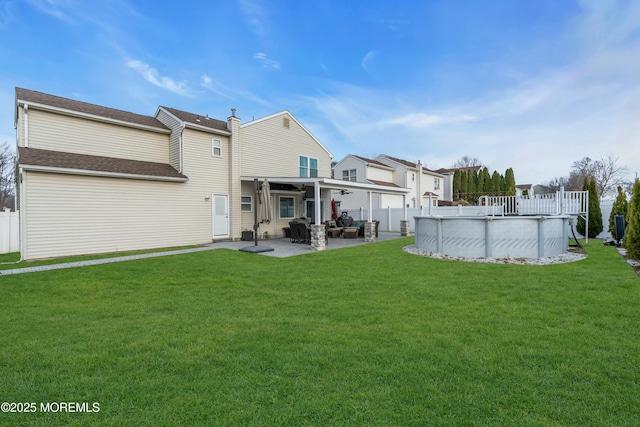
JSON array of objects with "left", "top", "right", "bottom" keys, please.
[
  {"left": 15, "top": 87, "right": 168, "bottom": 131},
  {"left": 241, "top": 110, "right": 333, "bottom": 159}
]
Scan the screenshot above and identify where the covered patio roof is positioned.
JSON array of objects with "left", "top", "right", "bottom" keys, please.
[{"left": 241, "top": 176, "right": 411, "bottom": 222}]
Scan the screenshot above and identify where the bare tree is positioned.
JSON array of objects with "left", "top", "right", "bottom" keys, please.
[
  {"left": 451, "top": 155, "right": 483, "bottom": 168},
  {"left": 0, "top": 141, "right": 16, "bottom": 210},
  {"left": 569, "top": 154, "right": 628, "bottom": 197},
  {"left": 544, "top": 176, "right": 572, "bottom": 192},
  {"left": 592, "top": 153, "right": 628, "bottom": 196}
]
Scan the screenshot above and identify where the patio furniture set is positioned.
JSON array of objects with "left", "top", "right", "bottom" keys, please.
[{"left": 283, "top": 216, "right": 380, "bottom": 244}]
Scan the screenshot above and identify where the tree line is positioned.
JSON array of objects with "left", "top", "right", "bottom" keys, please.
[{"left": 452, "top": 167, "right": 516, "bottom": 205}]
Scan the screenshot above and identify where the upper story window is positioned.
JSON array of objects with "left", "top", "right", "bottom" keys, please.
[
  {"left": 299, "top": 156, "right": 318, "bottom": 177},
  {"left": 212, "top": 139, "right": 222, "bottom": 157},
  {"left": 342, "top": 169, "right": 357, "bottom": 182},
  {"left": 434, "top": 177, "right": 440, "bottom": 190}
]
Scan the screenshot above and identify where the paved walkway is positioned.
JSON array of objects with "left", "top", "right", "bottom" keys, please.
[{"left": 0, "top": 232, "right": 408, "bottom": 276}]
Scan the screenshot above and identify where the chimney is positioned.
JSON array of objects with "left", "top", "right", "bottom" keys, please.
[{"left": 231, "top": 108, "right": 236, "bottom": 118}]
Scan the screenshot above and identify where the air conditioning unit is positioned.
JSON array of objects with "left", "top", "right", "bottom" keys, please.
[{"left": 241, "top": 230, "right": 254, "bottom": 241}]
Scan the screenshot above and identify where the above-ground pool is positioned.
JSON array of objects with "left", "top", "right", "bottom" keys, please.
[{"left": 414, "top": 215, "right": 571, "bottom": 259}]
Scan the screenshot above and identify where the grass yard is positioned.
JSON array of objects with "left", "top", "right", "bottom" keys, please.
[{"left": 1, "top": 238, "right": 639, "bottom": 426}]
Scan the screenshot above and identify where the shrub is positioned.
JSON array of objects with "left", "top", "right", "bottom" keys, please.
[
  {"left": 624, "top": 180, "right": 640, "bottom": 260},
  {"left": 608, "top": 186, "right": 629, "bottom": 240},
  {"left": 577, "top": 177, "right": 603, "bottom": 238}
]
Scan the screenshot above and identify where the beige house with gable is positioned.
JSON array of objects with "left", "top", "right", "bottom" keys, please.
[{"left": 16, "top": 88, "right": 409, "bottom": 260}]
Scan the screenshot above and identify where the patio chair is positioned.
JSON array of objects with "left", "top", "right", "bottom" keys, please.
[
  {"left": 297, "top": 222, "right": 310, "bottom": 244},
  {"left": 289, "top": 221, "right": 300, "bottom": 243},
  {"left": 325, "top": 220, "right": 343, "bottom": 238},
  {"left": 343, "top": 226, "right": 359, "bottom": 238}
]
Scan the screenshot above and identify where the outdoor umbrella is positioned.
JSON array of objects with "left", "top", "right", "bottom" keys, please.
[
  {"left": 259, "top": 180, "right": 272, "bottom": 224},
  {"left": 332, "top": 198, "right": 338, "bottom": 219}
]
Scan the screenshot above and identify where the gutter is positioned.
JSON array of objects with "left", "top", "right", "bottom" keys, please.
[
  {"left": 23, "top": 104, "right": 29, "bottom": 147},
  {"left": 19, "top": 164, "right": 189, "bottom": 182}
]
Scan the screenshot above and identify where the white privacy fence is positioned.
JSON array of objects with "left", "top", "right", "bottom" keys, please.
[
  {"left": 0, "top": 209, "right": 19, "bottom": 254},
  {"left": 341, "top": 190, "right": 589, "bottom": 233},
  {"left": 479, "top": 190, "right": 588, "bottom": 216}
]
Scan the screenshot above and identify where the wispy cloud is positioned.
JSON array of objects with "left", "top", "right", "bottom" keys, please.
[
  {"left": 200, "top": 75, "right": 235, "bottom": 99},
  {"left": 361, "top": 50, "right": 377, "bottom": 77},
  {"left": 0, "top": 1, "right": 17, "bottom": 27},
  {"left": 126, "top": 60, "right": 191, "bottom": 96},
  {"left": 239, "top": 0, "right": 267, "bottom": 37},
  {"left": 382, "top": 113, "right": 478, "bottom": 128},
  {"left": 253, "top": 53, "right": 280, "bottom": 69},
  {"left": 25, "top": 0, "right": 75, "bottom": 23}
]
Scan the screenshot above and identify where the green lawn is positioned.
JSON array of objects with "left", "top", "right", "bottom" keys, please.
[{"left": 1, "top": 238, "right": 639, "bottom": 426}]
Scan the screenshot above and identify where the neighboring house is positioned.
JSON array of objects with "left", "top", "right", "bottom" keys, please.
[
  {"left": 15, "top": 88, "right": 408, "bottom": 260},
  {"left": 516, "top": 184, "right": 534, "bottom": 197},
  {"left": 374, "top": 155, "right": 447, "bottom": 208},
  {"left": 333, "top": 154, "right": 448, "bottom": 209},
  {"left": 331, "top": 155, "right": 404, "bottom": 210},
  {"left": 533, "top": 184, "right": 553, "bottom": 195}
]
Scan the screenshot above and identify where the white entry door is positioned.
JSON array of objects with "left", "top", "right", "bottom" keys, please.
[{"left": 212, "top": 194, "right": 229, "bottom": 238}]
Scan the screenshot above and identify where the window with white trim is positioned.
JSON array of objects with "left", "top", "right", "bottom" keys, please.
[
  {"left": 342, "top": 169, "right": 357, "bottom": 182},
  {"left": 212, "top": 139, "right": 222, "bottom": 157},
  {"left": 241, "top": 196, "right": 252, "bottom": 212},
  {"left": 434, "top": 177, "right": 440, "bottom": 190},
  {"left": 279, "top": 196, "right": 295, "bottom": 219},
  {"left": 299, "top": 156, "right": 318, "bottom": 177}
]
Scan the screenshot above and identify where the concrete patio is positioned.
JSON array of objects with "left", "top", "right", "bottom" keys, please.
[
  {"left": 0, "top": 232, "right": 410, "bottom": 276},
  {"left": 211, "top": 231, "right": 408, "bottom": 258}
]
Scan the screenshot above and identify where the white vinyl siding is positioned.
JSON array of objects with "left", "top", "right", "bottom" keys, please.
[
  {"left": 27, "top": 109, "right": 170, "bottom": 163},
  {"left": 20, "top": 126, "right": 231, "bottom": 260},
  {"left": 156, "top": 108, "right": 183, "bottom": 171},
  {"left": 22, "top": 172, "right": 201, "bottom": 259},
  {"left": 240, "top": 113, "right": 332, "bottom": 177},
  {"left": 367, "top": 166, "right": 394, "bottom": 183}
]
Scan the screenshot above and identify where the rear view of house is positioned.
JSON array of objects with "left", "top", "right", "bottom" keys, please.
[{"left": 15, "top": 88, "right": 334, "bottom": 260}]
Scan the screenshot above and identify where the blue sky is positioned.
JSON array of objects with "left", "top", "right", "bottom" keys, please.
[{"left": 1, "top": 0, "right": 638, "bottom": 185}]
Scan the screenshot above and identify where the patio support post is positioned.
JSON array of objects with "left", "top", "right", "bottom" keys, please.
[
  {"left": 310, "top": 181, "right": 326, "bottom": 251},
  {"left": 364, "top": 190, "right": 376, "bottom": 243},
  {"left": 401, "top": 194, "right": 409, "bottom": 236}
]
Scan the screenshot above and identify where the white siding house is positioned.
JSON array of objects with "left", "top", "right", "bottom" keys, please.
[{"left": 333, "top": 154, "right": 447, "bottom": 210}]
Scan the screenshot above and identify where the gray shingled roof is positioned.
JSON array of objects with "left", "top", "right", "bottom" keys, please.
[
  {"left": 367, "top": 179, "right": 401, "bottom": 188},
  {"left": 161, "top": 106, "right": 229, "bottom": 133},
  {"left": 18, "top": 147, "right": 187, "bottom": 181},
  {"left": 380, "top": 154, "right": 442, "bottom": 174},
  {"left": 353, "top": 155, "right": 390, "bottom": 168},
  {"left": 16, "top": 88, "right": 169, "bottom": 131}
]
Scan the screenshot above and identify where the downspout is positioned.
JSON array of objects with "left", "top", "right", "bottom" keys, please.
[
  {"left": 179, "top": 122, "right": 185, "bottom": 173},
  {"left": 23, "top": 104, "right": 29, "bottom": 148},
  {"left": 18, "top": 167, "right": 25, "bottom": 262}
]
